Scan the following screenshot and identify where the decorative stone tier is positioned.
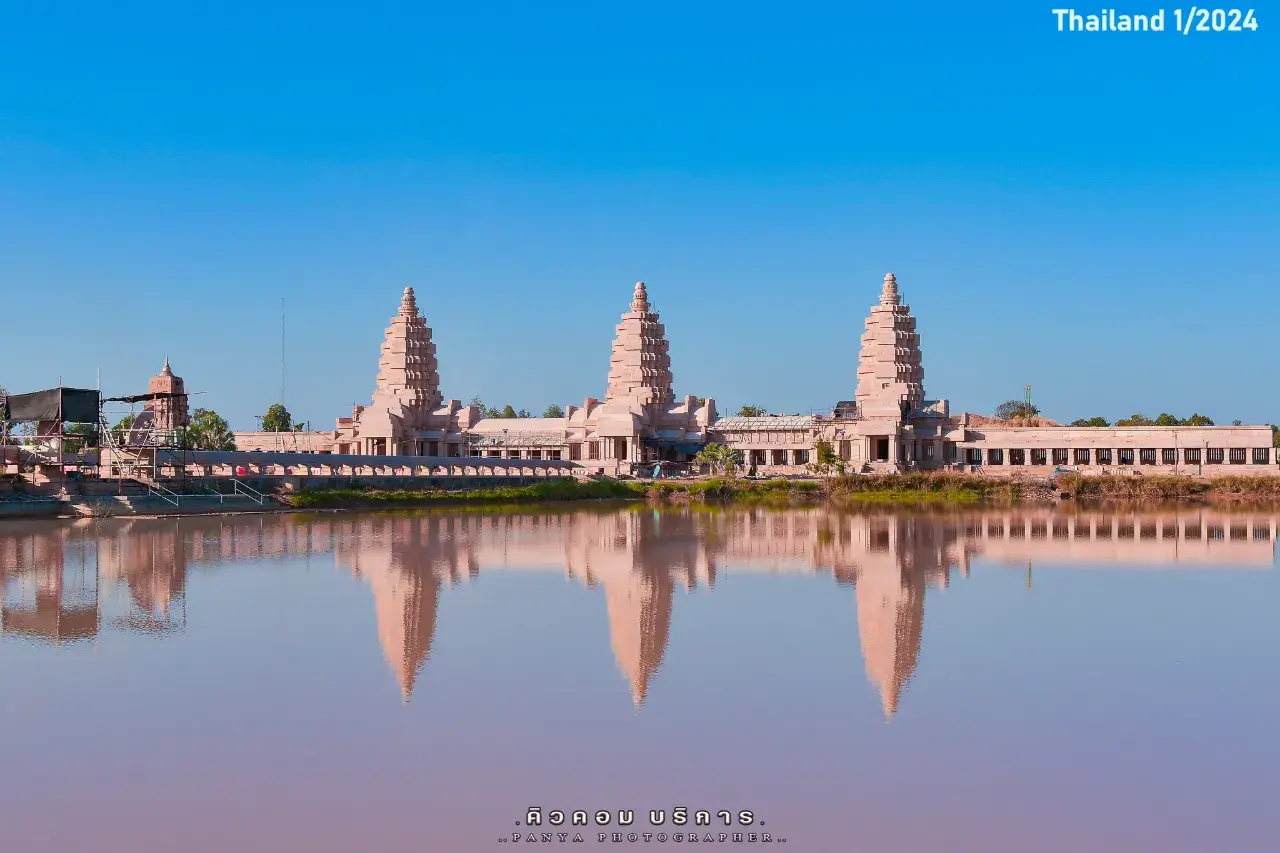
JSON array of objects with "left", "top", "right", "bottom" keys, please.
[
  {"left": 605, "top": 282, "right": 674, "bottom": 408},
  {"left": 855, "top": 273, "right": 925, "bottom": 418}
]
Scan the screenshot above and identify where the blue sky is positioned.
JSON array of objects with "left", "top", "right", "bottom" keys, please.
[{"left": 1, "top": 1, "right": 1276, "bottom": 429}]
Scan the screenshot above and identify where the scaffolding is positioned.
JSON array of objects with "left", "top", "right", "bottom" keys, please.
[
  {"left": 97, "top": 390, "right": 195, "bottom": 494},
  {"left": 1, "top": 386, "right": 101, "bottom": 494}
]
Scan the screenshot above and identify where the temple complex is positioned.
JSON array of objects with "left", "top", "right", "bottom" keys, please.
[{"left": 232, "top": 273, "right": 1277, "bottom": 477}]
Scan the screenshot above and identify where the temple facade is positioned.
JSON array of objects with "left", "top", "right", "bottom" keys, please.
[{"left": 233, "top": 273, "right": 1278, "bottom": 476}]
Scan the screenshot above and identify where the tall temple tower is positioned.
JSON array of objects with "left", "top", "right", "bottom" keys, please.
[
  {"left": 145, "top": 358, "right": 190, "bottom": 431},
  {"left": 855, "top": 273, "right": 925, "bottom": 418},
  {"left": 371, "top": 287, "right": 442, "bottom": 422},
  {"left": 604, "top": 282, "right": 675, "bottom": 409}
]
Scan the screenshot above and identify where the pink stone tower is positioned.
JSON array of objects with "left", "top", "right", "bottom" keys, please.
[
  {"left": 146, "top": 357, "right": 190, "bottom": 430},
  {"left": 855, "top": 273, "right": 925, "bottom": 418},
  {"left": 372, "top": 287, "right": 442, "bottom": 419},
  {"left": 604, "top": 282, "right": 674, "bottom": 408}
]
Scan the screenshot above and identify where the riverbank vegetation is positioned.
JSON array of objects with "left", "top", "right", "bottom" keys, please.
[{"left": 285, "top": 470, "right": 1280, "bottom": 511}]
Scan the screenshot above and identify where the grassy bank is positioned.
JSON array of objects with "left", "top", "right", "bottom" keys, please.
[
  {"left": 825, "top": 473, "right": 1029, "bottom": 505},
  {"left": 288, "top": 477, "right": 825, "bottom": 510},
  {"left": 288, "top": 478, "right": 643, "bottom": 509},
  {"left": 1056, "top": 473, "right": 1280, "bottom": 503},
  {"left": 285, "top": 472, "right": 1280, "bottom": 511}
]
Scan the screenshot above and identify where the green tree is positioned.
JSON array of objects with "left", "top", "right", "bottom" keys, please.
[
  {"left": 181, "top": 408, "right": 236, "bottom": 450},
  {"left": 542, "top": 404, "right": 565, "bottom": 418},
  {"left": 806, "top": 438, "right": 845, "bottom": 478},
  {"left": 110, "top": 414, "right": 136, "bottom": 444},
  {"left": 1232, "top": 419, "right": 1242, "bottom": 426},
  {"left": 261, "top": 403, "right": 293, "bottom": 432},
  {"left": 500, "top": 405, "right": 517, "bottom": 418},
  {"left": 63, "top": 423, "right": 100, "bottom": 453},
  {"left": 1272, "top": 425, "right": 1279, "bottom": 448},
  {"left": 1154, "top": 412, "right": 1180, "bottom": 426},
  {"left": 1184, "top": 413, "right": 1214, "bottom": 426},
  {"left": 693, "top": 443, "right": 740, "bottom": 477},
  {"left": 1070, "top": 416, "right": 1111, "bottom": 427},
  {"left": 467, "top": 395, "right": 485, "bottom": 410},
  {"left": 1115, "top": 413, "right": 1154, "bottom": 426},
  {"left": 995, "top": 400, "right": 1040, "bottom": 421},
  {"left": 737, "top": 405, "right": 767, "bottom": 417},
  {"left": 516, "top": 408, "right": 532, "bottom": 418}
]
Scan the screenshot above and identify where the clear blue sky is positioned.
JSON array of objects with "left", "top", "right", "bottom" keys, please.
[{"left": 1, "top": 1, "right": 1276, "bottom": 429}]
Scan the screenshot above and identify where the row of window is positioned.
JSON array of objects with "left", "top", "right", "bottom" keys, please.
[
  {"left": 745, "top": 449, "right": 811, "bottom": 466},
  {"left": 962, "top": 521, "right": 1272, "bottom": 541},
  {"left": 964, "top": 447, "right": 1273, "bottom": 466}
]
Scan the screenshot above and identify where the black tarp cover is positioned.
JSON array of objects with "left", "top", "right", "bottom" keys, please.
[
  {"left": 2, "top": 388, "right": 101, "bottom": 423},
  {"left": 103, "top": 391, "right": 188, "bottom": 404}
]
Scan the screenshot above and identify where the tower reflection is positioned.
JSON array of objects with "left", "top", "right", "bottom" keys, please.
[{"left": 1, "top": 508, "right": 1274, "bottom": 716}]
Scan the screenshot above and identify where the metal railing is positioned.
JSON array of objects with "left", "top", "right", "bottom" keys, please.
[
  {"left": 229, "top": 479, "right": 269, "bottom": 505},
  {"left": 148, "top": 481, "right": 182, "bottom": 507}
]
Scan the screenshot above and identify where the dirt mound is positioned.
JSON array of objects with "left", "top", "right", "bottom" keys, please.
[{"left": 963, "top": 413, "right": 1062, "bottom": 428}]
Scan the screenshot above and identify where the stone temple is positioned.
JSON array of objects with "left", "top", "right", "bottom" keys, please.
[{"left": 233, "top": 274, "right": 1278, "bottom": 476}]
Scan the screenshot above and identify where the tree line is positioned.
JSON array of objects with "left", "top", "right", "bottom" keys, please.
[{"left": 994, "top": 399, "right": 1278, "bottom": 446}]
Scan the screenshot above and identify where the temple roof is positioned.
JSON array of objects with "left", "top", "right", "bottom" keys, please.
[{"left": 712, "top": 415, "right": 814, "bottom": 429}]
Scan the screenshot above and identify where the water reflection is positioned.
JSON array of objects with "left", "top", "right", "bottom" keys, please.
[{"left": 2, "top": 507, "right": 1274, "bottom": 718}]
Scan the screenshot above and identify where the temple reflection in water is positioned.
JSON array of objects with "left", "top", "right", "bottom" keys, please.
[{"left": 2, "top": 508, "right": 1275, "bottom": 717}]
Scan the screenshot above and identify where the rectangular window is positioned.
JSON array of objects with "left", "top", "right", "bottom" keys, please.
[
  {"left": 1096, "top": 448, "right": 1113, "bottom": 465},
  {"left": 1009, "top": 449, "right": 1026, "bottom": 465},
  {"left": 1229, "top": 448, "right": 1246, "bottom": 464},
  {"left": 987, "top": 449, "right": 1004, "bottom": 465},
  {"left": 1207, "top": 448, "right": 1225, "bottom": 464},
  {"left": 1074, "top": 448, "right": 1091, "bottom": 465},
  {"left": 923, "top": 442, "right": 935, "bottom": 459},
  {"left": 529, "top": 449, "right": 542, "bottom": 459},
  {"left": 1031, "top": 449, "right": 1047, "bottom": 465},
  {"left": 839, "top": 440, "right": 851, "bottom": 460},
  {"left": 1184, "top": 448, "right": 1201, "bottom": 464},
  {"left": 771, "top": 449, "right": 786, "bottom": 465},
  {"left": 1139, "top": 449, "right": 1156, "bottom": 465},
  {"left": 1253, "top": 447, "right": 1271, "bottom": 464},
  {"left": 447, "top": 443, "right": 460, "bottom": 458},
  {"left": 487, "top": 450, "right": 501, "bottom": 457},
  {"left": 1052, "top": 448, "right": 1068, "bottom": 465},
  {"left": 1118, "top": 449, "right": 1134, "bottom": 465},
  {"left": 508, "top": 450, "right": 521, "bottom": 459},
  {"left": 751, "top": 449, "right": 767, "bottom": 466},
  {"left": 548, "top": 449, "right": 562, "bottom": 460},
  {"left": 427, "top": 440, "right": 440, "bottom": 456},
  {"left": 944, "top": 442, "right": 957, "bottom": 462},
  {"left": 338, "top": 443, "right": 349, "bottom": 454},
  {"left": 588, "top": 442, "right": 600, "bottom": 460},
  {"left": 793, "top": 449, "right": 809, "bottom": 465},
  {"left": 1161, "top": 448, "right": 1177, "bottom": 465},
  {"left": 966, "top": 448, "right": 982, "bottom": 465},
  {"left": 569, "top": 443, "right": 582, "bottom": 461}
]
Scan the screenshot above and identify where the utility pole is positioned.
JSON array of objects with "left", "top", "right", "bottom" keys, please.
[{"left": 281, "top": 298, "right": 286, "bottom": 407}]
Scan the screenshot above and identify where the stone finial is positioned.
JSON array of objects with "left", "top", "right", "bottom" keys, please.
[
  {"left": 881, "top": 272, "right": 900, "bottom": 306},
  {"left": 630, "top": 281, "right": 650, "bottom": 313},
  {"left": 400, "top": 286, "right": 419, "bottom": 317},
  {"left": 161, "top": 356, "right": 172, "bottom": 375}
]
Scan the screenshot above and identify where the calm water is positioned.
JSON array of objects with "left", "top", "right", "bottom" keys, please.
[{"left": 2, "top": 506, "right": 1278, "bottom": 852}]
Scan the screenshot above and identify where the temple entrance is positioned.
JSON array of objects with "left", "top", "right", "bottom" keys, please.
[{"left": 874, "top": 438, "right": 890, "bottom": 461}]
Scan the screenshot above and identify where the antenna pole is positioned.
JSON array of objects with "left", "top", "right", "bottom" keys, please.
[{"left": 281, "top": 298, "right": 286, "bottom": 407}]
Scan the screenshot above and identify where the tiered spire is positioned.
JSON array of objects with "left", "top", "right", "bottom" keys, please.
[
  {"left": 372, "top": 286, "right": 442, "bottom": 415},
  {"left": 855, "top": 273, "right": 925, "bottom": 418},
  {"left": 605, "top": 282, "right": 674, "bottom": 408}
]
